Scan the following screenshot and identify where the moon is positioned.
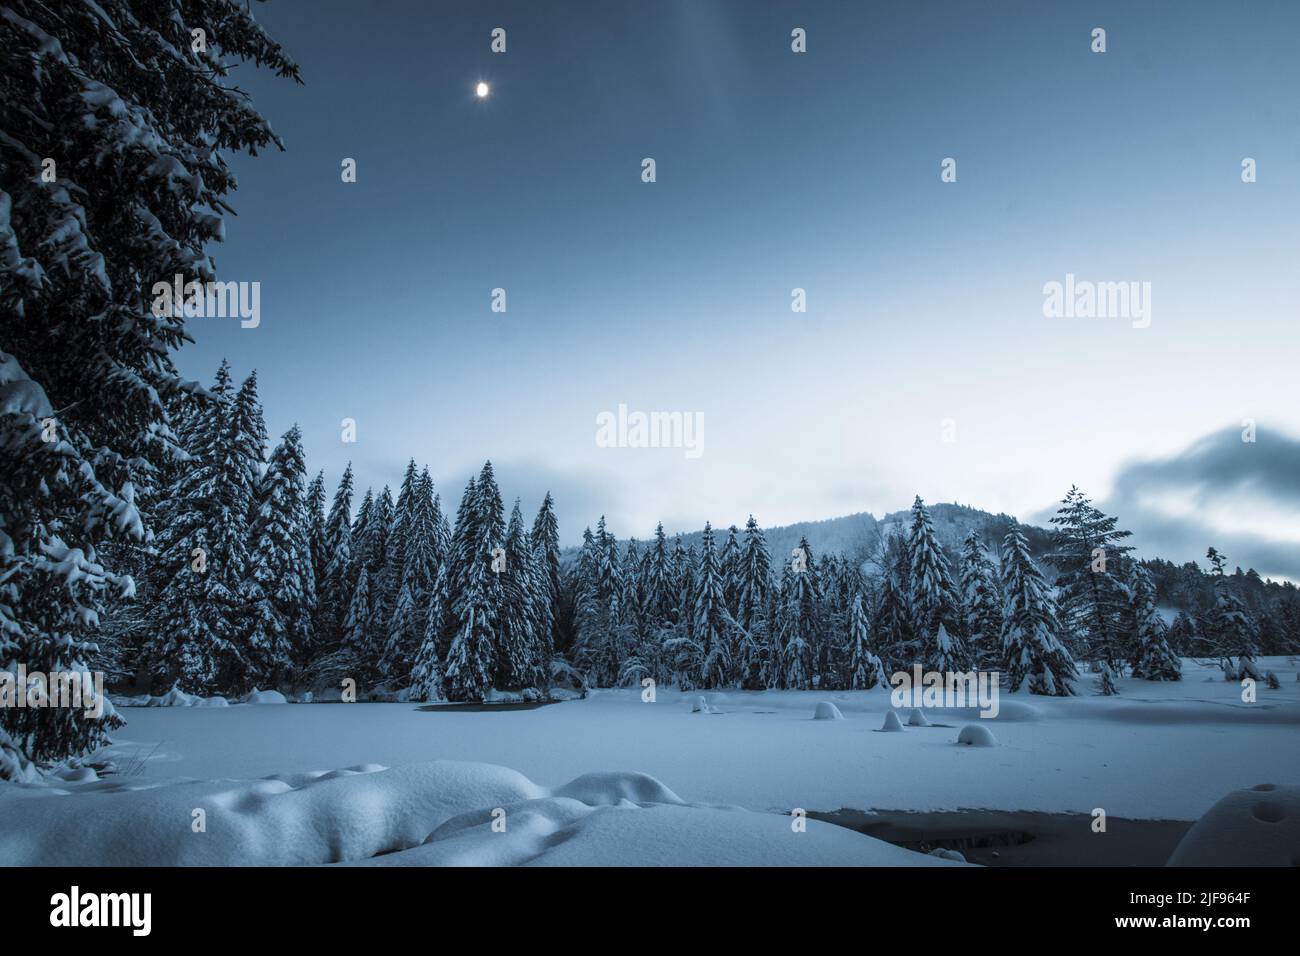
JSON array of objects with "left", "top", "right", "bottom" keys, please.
[{"left": 475, "top": 82, "right": 490, "bottom": 98}]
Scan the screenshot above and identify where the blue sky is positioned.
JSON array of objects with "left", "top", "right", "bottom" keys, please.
[{"left": 183, "top": 0, "right": 1300, "bottom": 574}]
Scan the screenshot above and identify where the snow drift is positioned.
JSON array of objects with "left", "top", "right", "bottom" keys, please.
[{"left": 0, "top": 760, "right": 966, "bottom": 868}]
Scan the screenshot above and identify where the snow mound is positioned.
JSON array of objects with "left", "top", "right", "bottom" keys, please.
[
  {"left": 244, "top": 689, "right": 288, "bottom": 705},
  {"left": 956, "top": 724, "right": 998, "bottom": 747},
  {"left": 690, "top": 696, "right": 713, "bottom": 714},
  {"left": 0, "top": 759, "right": 967, "bottom": 868},
  {"left": 813, "top": 701, "right": 844, "bottom": 721},
  {"left": 929, "top": 847, "right": 967, "bottom": 862},
  {"left": 114, "top": 686, "right": 229, "bottom": 708},
  {"left": 907, "top": 708, "right": 931, "bottom": 727},
  {"left": 880, "top": 711, "right": 905, "bottom": 732},
  {"left": 1167, "top": 783, "right": 1300, "bottom": 866}
]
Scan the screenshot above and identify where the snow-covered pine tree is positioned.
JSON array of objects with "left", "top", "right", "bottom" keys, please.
[
  {"left": 1202, "top": 548, "right": 1259, "bottom": 679},
  {"left": 380, "top": 468, "right": 441, "bottom": 682},
  {"left": 1125, "top": 563, "right": 1181, "bottom": 680},
  {"left": 574, "top": 516, "right": 628, "bottom": 686},
  {"left": 531, "top": 492, "right": 562, "bottom": 653},
  {"left": 305, "top": 471, "right": 328, "bottom": 616},
  {"left": 735, "top": 516, "right": 772, "bottom": 632},
  {"left": 361, "top": 486, "right": 395, "bottom": 653},
  {"left": 639, "top": 523, "right": 673, "bottom": 628},
  {"left": 958, "top": 530, "right": 1004, "bottom": 669},
  {"left": 0, "top": 0, "right": 298, "bottom": 772},
  {"left": 342, "top": 565, "right": 373, "bottom": 667},
  {"left": 846, "top": 591, "right": 890, "bottom": 689},
  {"left": 408, "top": 593, "right": 447, "bottom": 702},
  {"left": 693, "top": 523, "right": 735, "bottom": 687},
  {"left": 907, "top": 496, "right": 966, "bottom": 672},
  {"left": 1000, "top": 523, "right": 1077, "bottom": 696},
  {"left": 719, "top": 525, "right": 742, "bottom": 620},
  {"left": 317, "top": 464, "right": 355, "bottom": 646},
  {"left": 245, "top": 425, "right": 315, "bottom": 686},
  {"left": 872, "top": 534, "right": 916, "bottom": 672},
  {"left": 147, "top": 362, "right": 255, "bottom": 693},
  {"left": 494, "top": 501, "right": 546, "bottom": 691},
  {"left": 776, "top": 536, "right": 822, "bottom": 689},
  {"left": 383, "top": 460, "right": 419, "bottom": 610},
  {"left": 1047, "top": 486, "right": 1134, "bottom": 670},
  {"left": 443, "top": 464, "right": 508, "bottom": 701}
]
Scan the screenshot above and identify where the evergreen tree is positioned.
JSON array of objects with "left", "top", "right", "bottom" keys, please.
[
  {"left": 245, "top": 425, "right": 315, "bottom": 685},
  {"left": 958, "top": 531, "right": 1003, "bottom": 669},
  {"left": 317, "top": 464, "right": 355, "bottom": 646},
  {"left": 776, "top": 537, "right": 822, "bottom": 689},
  {"left": 1202, "top": 548, "right": 1259, "bottom": 677},
  {"left": 1124, "top": 563, "right": 1181, "bottom": 680},
  {"left": 147, "top": 362, "right": 255, "bottom": 692},
  {"left": 0, "top": 0, "right": 298, "bottom": 771},
  {"left": 305, "top": 471, "right": 328, "bottom": 615},
  {"left": 907, "top": 496, "right": 966, "bottom": 671},
  {"left": 342, "top": 565, "right": 373, "bottom": 666},
  {"left": 495, "top": 501, "right": 547, "bottom": 691},
  {"left": 443, "top": 464, "right": 506, "bottom": 700},
  {"left": 531, "top": 492, "right": 562, "bottom": 654},
  {"left": 846, "top": 591, "right": 889, "bottom": 689},
  {"left": 735, "top": 516, "right": 772, "bottom": 633},
  {"left": 1000, "top": 523, "right": 1077, "bottom": 696},
  {"left": 693, "top": 523, "right": 735, "bottom": 687},
  {"left": 1048, "top": 487, "right": 1134, "bottom": 669},
  {"left": 872, "top": 534, "right": 916, "bottom": 672}
]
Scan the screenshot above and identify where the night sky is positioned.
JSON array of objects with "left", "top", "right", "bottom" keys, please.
[{"left": 184, "top": 0, "right": 1300, "bottom": 575}]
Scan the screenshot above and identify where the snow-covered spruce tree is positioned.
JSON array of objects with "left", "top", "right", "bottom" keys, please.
[
  {"left": 147, "top": 362, "right": 255, "bottom": 693},
  {"left": 408, "top": 594, "right": 446, "bottom": 702},
  {"left": 531, "top": 492, "right": 562, "bottom": 653},
  {"left": 574, "top": 516, "right": 629, "bottom": 686},
  {"left": 776, "top": 536, "right": 823, "bottom": 689},
  {"left": 380, "top": 468, "right": 441, "bottom": 682},
  {"left": 443, "top": 464, "right": 507, "bottom": 702},
  {"left": 342, "top": 565, "right": 373, "bottom": 667},
  {"left": 0, "top": 0, "right": 297, "bottom": 770},
  {"left": 907, "top": 496, "right": 967, "bottom": 672},
  {"left": 1047, "top": 487, "right": 1133, "bottom": 670},
  {"left": 1000, "top": 523, "right": 1077, "bottom": 696},
  {"left": 732, "top": 515, "right": 773, "bottom": 688},
  {"left": 846, "top": 591, "right": 889, "bottom": 690},
  {"left": 305, "top": 471, "right": 328, "bottom": 617},
  {"left": 316, "top": 464, "right": 355, "bottom": 647},
  {"left": 872, "top": 534, "right": 916, "bottom": 672},
  {"left": 958, "top": 530, "right": 1004, "bottom": 670},
  {"left": 245, "top": 424, "right": 315, "bottom": 686},
  {"left": 360, "top": 485, "right": 395, "bottom": 652},
  {"left": 693, "top": 523, "right": 736, "bottom": 687},
  {"left": 1124, "top": 563, "right": 1181, "bottom": 680},
  {"left": 1202, "top": 548, "right": 1259, "bottom": 679},
  {"left": 494, "top": 501, "right": 546, "bottom": 692},
  {"left": 640, "top": 523, "right": 674, "bottom": 629},
  {"left": 719, "top": 525, "right": 742, "bottom": 621}
]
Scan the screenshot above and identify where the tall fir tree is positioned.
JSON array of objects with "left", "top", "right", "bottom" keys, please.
[
  {"left": 245, "top": 425, "right": 315, "bottom": 685},
  {"left": 1000, "top": 523, "right": 1077, "bottom": 696},
  {"left": 1124, "top": 563, "right": 1181, "bottom": 680},
  {"left": 846, "top": 591, "right": 889, "bottom": 689},
  {"left": 0, "top": 0, "right": 298, "bottom": 772},
  {"left": 1048, "top": 486, "right": 1134, "bottom": 669},
  {"left": 317, "top": 464, "right": 354, "bottom": 647},
  {"left": 1202, "top": 548, "right": 1259, "bottom": 678},
  {"left": 958, "top": 530, "right": 1004, "bottom": 669},
  {"left": 907, "top": 496, "right": 966, "bottom": 671}
]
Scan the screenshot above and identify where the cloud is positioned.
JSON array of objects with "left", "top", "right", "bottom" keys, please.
[{"left": 1086, "top": 425, "right": 1300, "bottom": 581}]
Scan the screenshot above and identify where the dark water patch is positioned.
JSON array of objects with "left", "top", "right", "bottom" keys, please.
[{"left": 809, "top": 808, "right": 1192, "bottom": 866}]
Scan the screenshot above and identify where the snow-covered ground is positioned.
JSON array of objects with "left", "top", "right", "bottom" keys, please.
[{"left": 2, "top": 658, "right": 1296, "bottom": 866}]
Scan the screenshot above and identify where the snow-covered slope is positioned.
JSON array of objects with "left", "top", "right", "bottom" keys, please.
[{"left": 0, "top": 761, "right": 962, "bottom": 868}]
